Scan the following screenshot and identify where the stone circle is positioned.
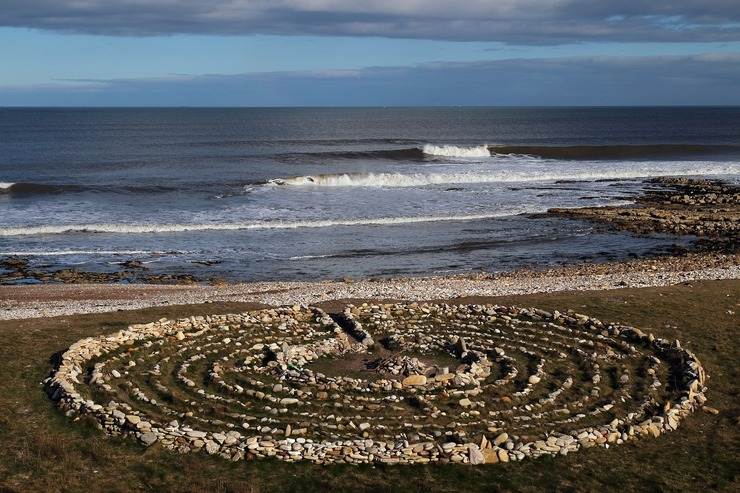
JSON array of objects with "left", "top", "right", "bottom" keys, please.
[{"left": 46, "top": 303, "right": 708, "bottom": 465}]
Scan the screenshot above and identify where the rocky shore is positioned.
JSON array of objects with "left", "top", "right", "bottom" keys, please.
[
  {"left": 549, "top": 177, "right": 739, "bottom": 251},
  {"left": 2, "top": 178, "right": 737, "bottom": 288},
  {"left": 0, "top": 257, "right": 201, "bottom": 285},
  {"left": 2, "top": 178, "right": 738, "bottom": 321}
]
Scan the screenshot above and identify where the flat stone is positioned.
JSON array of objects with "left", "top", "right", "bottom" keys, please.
[
  {"left": 441, "top": 442, "right": 456, "bottom": 452},
  {"left": 205, "top": 440, "right": 220, "bottom": 454},
  {"left": 402, "top": 375, "right": 427, "bottom": 387},
  {"left": 139, "top": 432, "right": 158, "bottom": 446},
  {"left": 493, "top": 432, "right": 509, "bottom": 446}
]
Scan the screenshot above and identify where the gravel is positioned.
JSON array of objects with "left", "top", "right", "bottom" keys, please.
[{"left": 1, "top": 256, "right": 738, "bottom": 320}]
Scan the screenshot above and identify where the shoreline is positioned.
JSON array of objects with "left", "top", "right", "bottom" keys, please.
[
  {"left": 549, "top": 176, "right": 739, "bottom": 247},
  {"left": 2, "top": 251, "right": 737, "bottom": 320},
  {"left": 2, "top": 177, "right": 737, "bottom": 320},
  {"left": 2, "top": 177, "right": 737, "bottom": 286}
]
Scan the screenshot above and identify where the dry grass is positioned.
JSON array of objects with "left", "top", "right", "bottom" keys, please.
[{"left": 0, "top": 282, "right": 738, "bottom": 493}]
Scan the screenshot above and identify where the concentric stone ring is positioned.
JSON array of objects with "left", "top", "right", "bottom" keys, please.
[{"left": 46, "top": 303, "right": 708, "bottom": 465}]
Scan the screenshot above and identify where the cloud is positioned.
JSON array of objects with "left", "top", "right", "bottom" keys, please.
[
  {"left": 3, "top": 53, "right": 739, "bottom": 106},
  {"left": 0, "top": 1, "right": 739, "bottom": 43}
]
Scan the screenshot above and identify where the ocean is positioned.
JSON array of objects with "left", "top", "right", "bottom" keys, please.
[{"left": 1, "top": 107, "right": 739, "bottom": 282}]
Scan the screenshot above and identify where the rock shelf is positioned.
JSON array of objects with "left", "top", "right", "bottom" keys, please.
[
  {"left": 46, "top": 303, "right": 709, "bottom": 465},
  {"left": 549, "top": 177, "right": 739, "bottom": 248}
]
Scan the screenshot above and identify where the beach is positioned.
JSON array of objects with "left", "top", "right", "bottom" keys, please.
[
  {"left": 3, "top": 173, "right": 738, "bottom": 319},
  {"left": 1, "top": 251, "right": 737, "bottom": 320}
]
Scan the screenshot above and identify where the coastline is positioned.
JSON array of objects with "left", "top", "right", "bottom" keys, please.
[
  {"left": 549, "top": 177, "right": 739, "bottom": 248},
  {"left": 2, "top": 251, "right": 737, "bottom": 320},
  {"left": 1, "top": 177, "right": 738, "bottom": 319},
  {"left": 1, "top": 177, "right": 738, "bottom": 286}
]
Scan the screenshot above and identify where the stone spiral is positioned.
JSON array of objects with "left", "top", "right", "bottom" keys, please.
[{"left": 46, "top": 303, "right": 708, "bottom": 465}]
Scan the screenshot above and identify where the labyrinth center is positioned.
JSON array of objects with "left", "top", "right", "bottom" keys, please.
[{"left": 47, "top": 303, "right": 708, "bottom": 465}]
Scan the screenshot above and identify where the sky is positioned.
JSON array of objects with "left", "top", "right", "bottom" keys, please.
[{"left": 1, "top": 1, "right": 739, "bottom": 106}]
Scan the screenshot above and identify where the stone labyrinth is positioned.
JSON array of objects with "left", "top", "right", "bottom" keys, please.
[{"left": 46, "top": 303, "right": 708, "bottom": 465}]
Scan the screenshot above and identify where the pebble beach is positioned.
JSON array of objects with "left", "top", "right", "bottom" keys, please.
[{"left": 3, "top": 252, "right": 737, "bottom": 320}]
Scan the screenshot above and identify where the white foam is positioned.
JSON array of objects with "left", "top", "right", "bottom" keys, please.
[
  {"left": 268, "top": 163, "right": 739, "bottom": 188},
  {"left": 288, "top": 254, "right": 332, "bottom": 261},
  {"left": 0, "top": 209, "right": 549, "bottom": 236},
  {"left": 0, "top": 182, "right": 15, "bottom": 191},
  {"left": 422, "top": 144, "right": 491, "bottom": 158},
  {"left": 0, "top": 250, "right": 178, "bottom": 256}
]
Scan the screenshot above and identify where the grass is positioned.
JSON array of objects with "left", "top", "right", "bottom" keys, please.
[{"left": 0, "top": 281, "right": 738, "bottom": 492}]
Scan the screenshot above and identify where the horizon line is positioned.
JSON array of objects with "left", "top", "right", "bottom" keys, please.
[{"left": 2, "top": 104, "right": 740, "bottom": 109}]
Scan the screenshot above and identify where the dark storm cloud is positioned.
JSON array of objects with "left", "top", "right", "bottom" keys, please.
[
  {"left": 0, "top": 1, "right": 739, "bottom": 43},
  {"left": 3, "top": 53, "right": 739, "bottom": 106}
]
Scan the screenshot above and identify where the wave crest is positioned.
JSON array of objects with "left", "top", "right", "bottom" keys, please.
[
  {"left": 0, "top": 211, "right": 547, "bottom": 237},
  {"left": 285, "top": 143, "right": 740, "bottom": 162},
  {"left": 421, "top": 144, "right": 491, "bottom": 158},
  {"left": 267, "top": 164, "right": 739, "bottom": 189}
]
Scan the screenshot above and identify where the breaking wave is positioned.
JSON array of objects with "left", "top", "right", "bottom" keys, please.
[
  {"left": 282, "top": 143, "right": 740, "bottom": 162},
  {"left": 421, "top": 144, "right": 491, "bottom": 158},
  {"left": 282, "top": 144, "right": 492, "bottom": 161},
  {"left": 267, "top": 163, "right": 739, "bottom": 188},
  {"left": 0, "top": 250, "right": 180, "bottom": 256},
  {"left": 0, "top": 210, "right": 548, "bottom": 237},
  {"left": 0, "top": 182, "right": 80, "bottom": 194}
]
